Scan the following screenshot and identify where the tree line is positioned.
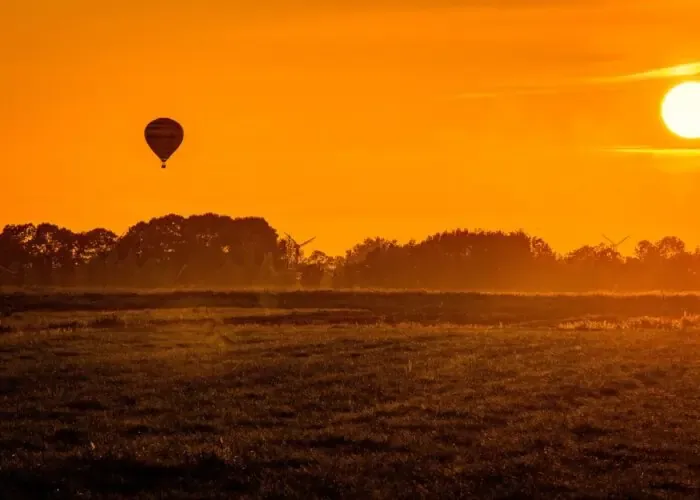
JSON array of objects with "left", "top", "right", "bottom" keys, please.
[{"left": 0, "top": 213, "right": 698, "bottom": 291}]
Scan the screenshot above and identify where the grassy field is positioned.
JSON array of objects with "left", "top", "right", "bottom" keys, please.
[
  {"left": 3, "top": 292, "right": 700, "bottom": 498},
  {"left": 6, "top": 288, "right": 700, "bottom": 325}
]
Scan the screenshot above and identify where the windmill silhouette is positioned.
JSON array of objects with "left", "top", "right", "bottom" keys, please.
[
  {"left": 602, "top": 234, "right": 630, "bottom": 252},
  {"left": 0, "top": 264, "right": 18, "bottom": 276},
  {"left": 283, "top": 233, "right": 316, "bottom": 270}
]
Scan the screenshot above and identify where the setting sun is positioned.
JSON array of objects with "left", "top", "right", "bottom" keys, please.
[{"left": 661, "top": 81, "right": 700, "bottom": 139}]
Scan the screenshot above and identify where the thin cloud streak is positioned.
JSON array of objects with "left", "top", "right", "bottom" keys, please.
[
  {"left": 456, "top": 62, "right": 700, "bottom": 99},
  {"left": 584, "top": 62, "right": 700, "bottom": 84},
  {"left": 604, "top": 146, "right": 700, "bottom": 157}
]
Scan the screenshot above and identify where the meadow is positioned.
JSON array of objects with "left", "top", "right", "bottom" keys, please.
[{"left": 2, "top": 290, "right": 700, "bottom": 498}]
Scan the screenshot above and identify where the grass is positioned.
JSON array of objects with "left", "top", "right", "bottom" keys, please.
[
  {"left": 6, "top": 288, "right": 700, "bottom": 324},
  {"left": 2, "top": 294, "right": 700, "bottom": 497}
]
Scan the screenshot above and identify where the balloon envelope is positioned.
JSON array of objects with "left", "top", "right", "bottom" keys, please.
[{"left": 145, "top": 118, "right": 184, "bottom": 168}]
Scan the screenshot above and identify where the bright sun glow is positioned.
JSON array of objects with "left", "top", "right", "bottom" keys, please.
[{"left": 661, "top": 82, "right": 700, "bottom": 139}]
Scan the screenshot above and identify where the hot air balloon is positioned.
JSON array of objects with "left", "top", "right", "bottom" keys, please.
[{"left": 144, "top": 118, "right": 184, "bottom": 169}]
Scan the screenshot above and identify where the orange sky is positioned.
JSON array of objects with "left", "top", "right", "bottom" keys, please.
[{"left": 4, "top": 0, "right": 700, "bottom": 256}]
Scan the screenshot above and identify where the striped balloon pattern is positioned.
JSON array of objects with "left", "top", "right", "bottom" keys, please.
[{"left": 145, "top": 118, "right": 184, "bottom": 168}]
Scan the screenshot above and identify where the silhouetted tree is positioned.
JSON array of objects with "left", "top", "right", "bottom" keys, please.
[{"left": 5, "top": 213, "right": 700, "bottom": 292}]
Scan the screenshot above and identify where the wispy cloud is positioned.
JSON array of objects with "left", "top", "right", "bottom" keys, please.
[
  {"left": 584, "top": 62, "right": 700, "bottom": 84},
  {"left": 456, "top": 62, "right": 700, "bottom": 99},
  {"left": 604, "top": 146, "right": 700, "bottom": 157}
]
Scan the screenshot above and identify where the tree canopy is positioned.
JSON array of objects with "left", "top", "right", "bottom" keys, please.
[{"left": 1, "top": 214, "right": 698, "bottom": 291}]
